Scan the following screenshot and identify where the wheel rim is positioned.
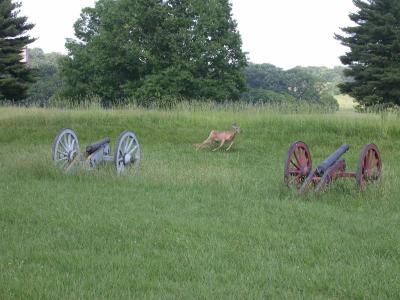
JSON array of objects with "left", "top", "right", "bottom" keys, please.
[
  {"left": 284, "top": 141, "right": 312, "bottom": 187},
  {"left": 114, "top": 131, "right": 141, "bottom": 173},
  {"left": 52, "top": 128, "right": 80, "bottom": 170},
  {"left": 357, "top": 143, "right": 382, "bottom": 188}
]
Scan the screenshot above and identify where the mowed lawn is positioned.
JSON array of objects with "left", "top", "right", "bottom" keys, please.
[{"left": 0, "top": 106, "right": 399, "bottom": 299}]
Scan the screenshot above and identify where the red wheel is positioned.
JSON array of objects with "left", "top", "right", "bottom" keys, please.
[
  {"left": 356, "top": 143, "right": 382, "bottom": 188},
  {"left": 284, "top": 141, "right": 312, "bottom": 187},
  {"left": 315, "top": 159, "right": 346, "bottom": 193}
]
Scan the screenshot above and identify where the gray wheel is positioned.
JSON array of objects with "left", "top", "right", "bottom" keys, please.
[
  {"left": 114, "top": 130, "right": 141, "bottom": 173},
  {"left": 52, "top": 128, "right": 80, "bottom": 170}
]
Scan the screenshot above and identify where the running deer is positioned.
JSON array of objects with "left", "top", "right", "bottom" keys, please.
[{"left": 195, "top": 123, "right": 241, "bottom": 151}]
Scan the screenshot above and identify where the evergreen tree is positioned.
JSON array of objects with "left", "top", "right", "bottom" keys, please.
[
  {"left": 336, "top": 0, "right": 400, "bottom": 106},
  {"left": 0, "top": 0, "right": 35, "bottom": 101},
  {"left": 60, "top": 0, "right": 247, "bottom": 104}
]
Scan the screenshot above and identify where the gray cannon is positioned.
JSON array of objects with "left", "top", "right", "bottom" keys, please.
[
  {"left": 315, "top": 144, "right": 349, "bottom": 176},
  {"left": 284, "top": 141, "right": 382, "bottom": 194},
  {"left": 52, "top": 128, "right": 141, "bottom": 173}
]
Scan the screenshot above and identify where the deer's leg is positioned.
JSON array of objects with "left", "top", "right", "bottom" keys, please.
[
  {"left": 212, "top": 139, "right": 225, "bottom": 151},
  {"left": 196, "top": 131, "right": 216, "bottom": 150},
  {"left": 196, "top": 137, "right": 212, "bottom": 150},
  {"left": 226, "top": 141, "right": 234, "bottom": 151},
  {"left": 196, "top": 138, "right": 213, "bottom": 150}
]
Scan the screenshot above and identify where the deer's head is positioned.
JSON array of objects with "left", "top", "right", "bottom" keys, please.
[{"left": 232, "top": 123, "right": 241, "bottom": 133}]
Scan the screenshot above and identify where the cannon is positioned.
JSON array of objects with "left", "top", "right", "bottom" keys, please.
[
  {"left": 284, "top": 141, "right": 382, "bottom": 193},
  {"left": 52, "top": 128, "right": 141, "bottom": 173}
]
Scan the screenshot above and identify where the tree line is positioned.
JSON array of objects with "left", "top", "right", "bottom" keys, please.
[
  {"left": 25, "top": 49, "right": 343, "bottom": 109},
  {"left": 1, "top": 0, "right": 400, "bottom": 109}
]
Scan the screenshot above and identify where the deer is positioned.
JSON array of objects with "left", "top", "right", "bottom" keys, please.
[{"left": 195, "top": 123, "right": 241, "bottom": 151}]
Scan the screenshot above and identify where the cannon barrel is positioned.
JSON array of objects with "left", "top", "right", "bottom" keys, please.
[
  {"left": 316, "top": 144, "right": 349, "bottom": 176},
  {"left": 86, "top": 137, "right": 110, "bottom": 155}
]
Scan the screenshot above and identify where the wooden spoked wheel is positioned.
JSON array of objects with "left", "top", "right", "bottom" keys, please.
[
  {"left": 52, "top": 128, "right": 80, "bottom": 171},
  {"left": 114, "top": 131, "right": 141, "bottom": 174},
  {"left": 284, "top": 141, "right": 312, "bottom": 187},
  {"left": 356, "top": 143, "right": 382, "bottom": 188}
]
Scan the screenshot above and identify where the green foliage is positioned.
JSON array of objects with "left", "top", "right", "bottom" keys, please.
[
  {"left": 336, "top": 0, "right": 400, "bottom": 107},
  {"left": 243, "top": 63, "right": 288, "bottom": 93},
  {"left": 0, "top": 0, "right": 35, "bottom": 101},
  {"left": 301, "top": 66, "right": 347, "bottom": 84},
  {"left": 319, "top": 92, "right": 340, "bottom": 111},
  {"left": 285, "top": 67, "right": 321, "bottom": 101},
  {"left": 26, "top": 48, "right": 64, "bottom": 105},
  {"left": 243, "top": 63, "right": 340, "bottom": 110},
  {"left": 60, "top": 0, "right": 247, "bottom": 104},
  {"left": 241, "top": 88, "right": 295, "bottom": 103},
  {"left": 296, "top": 66, "right": 348, "bottom": 95}
]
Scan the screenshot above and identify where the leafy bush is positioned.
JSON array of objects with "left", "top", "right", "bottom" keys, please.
[{"left": 318, "top": 92, "right": 339, "bottom": 111}]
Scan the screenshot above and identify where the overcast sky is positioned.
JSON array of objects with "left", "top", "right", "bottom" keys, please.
[{"left": 20, "top": 0, "right": 356, "bottom": 69}]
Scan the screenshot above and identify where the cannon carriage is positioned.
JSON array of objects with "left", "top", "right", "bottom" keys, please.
[
  {"left": 284, "top": 141, "right": 381, "bottom": 193},
  {"left": 52, "top": 128, "right": 141, "bottom": 173}
]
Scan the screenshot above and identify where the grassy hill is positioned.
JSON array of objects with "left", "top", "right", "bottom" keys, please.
[{"left": 0, "top": 106, "right": 399, "bottom": 299}]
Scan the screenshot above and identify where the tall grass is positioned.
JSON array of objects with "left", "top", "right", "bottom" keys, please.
[
  {"left": 0, "top": 105, "right": 399, "bottom": 299},
  {"left": 1, "top": 96, "right": 342, "bottom": 114}
]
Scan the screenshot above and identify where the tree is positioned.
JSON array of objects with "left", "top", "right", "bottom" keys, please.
[
  {"left": 242, "top": 63, "right": 327, "bottom": 104},
  {"left": 336, "top": 0, "right": 400, "bottom": 107},
  {"left": 60, "top": 0, "right": 247, "bottom": 104},
  {"left": 0, "top": 0, "right": 35, "bottom": 101},
  {"left": 26, "top": 48, "right": 64, "bottom": 104},
  {"left": 244, "top": 63, "right": 287, "bottom": 92},
  {"left": 285, "top": 67, "right": 321, "bottom": 101},
  {"left": 300, "top": 66, "right": 348, "bottom": 96}
]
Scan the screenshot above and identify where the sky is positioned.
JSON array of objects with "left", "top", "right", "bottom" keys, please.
[{"left": 20, "top": 0, "right": 357, "bottom": 69}]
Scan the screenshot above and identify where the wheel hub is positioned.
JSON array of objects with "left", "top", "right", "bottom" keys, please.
[
  {"left": 124, "top": 153, "right": 132, "bottom": 165},
  {"left": 300, "top": 166, "right": 309, "bottom": 176}
]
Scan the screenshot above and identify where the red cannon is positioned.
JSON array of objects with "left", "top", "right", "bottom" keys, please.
[{"left": 284, "top": 141, "right": 382, "bottom": 193}]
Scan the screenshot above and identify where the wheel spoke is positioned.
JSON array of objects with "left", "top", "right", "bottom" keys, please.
[
  {"left": 293, "top": 149, "right": 301, "bottom": 166},
  {"left": 290, "top": 159, "right": 300, "bottom": 169},
  {"left": 125, "top": 138, "right": 133, "bottom": 152},
  {"left": 60, "top": 137, "right": 68, "bottom": 152},
  {"left": 367, "top": 150, "right": 373, "bottom": 177},
  {"left": 71, "top": 138, "right": 76, "bottom": 150},
  {"left": 373, "top": 152, "right": 379, "bottom": 168},
  {"left": 305, "top": 153, "right": 310, "bottom": 168},
  {"left": 63, "top": 135, "right": 70, "bottom": 151},
  {"left": 298, "top": 148, "right": 304, "bottom": 165},
  {"left": 370, "top": 151, "right": 380, "bottom": 179},
  {"left": 67, "top": 134, "right": 72, "bottom": 148},
  {"left": 363, "top": 156, "right": 368, "bottom": 175},
  {"left": 121, "top": 140, "right": 127, "bottom": 153},
  {"left": 128, "top": 144, "right": 138, "bottom": 155}
]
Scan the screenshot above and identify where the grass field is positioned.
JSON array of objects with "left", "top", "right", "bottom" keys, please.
[{"left": 0, "top": 106, "right": 399, "bottom": 299}]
